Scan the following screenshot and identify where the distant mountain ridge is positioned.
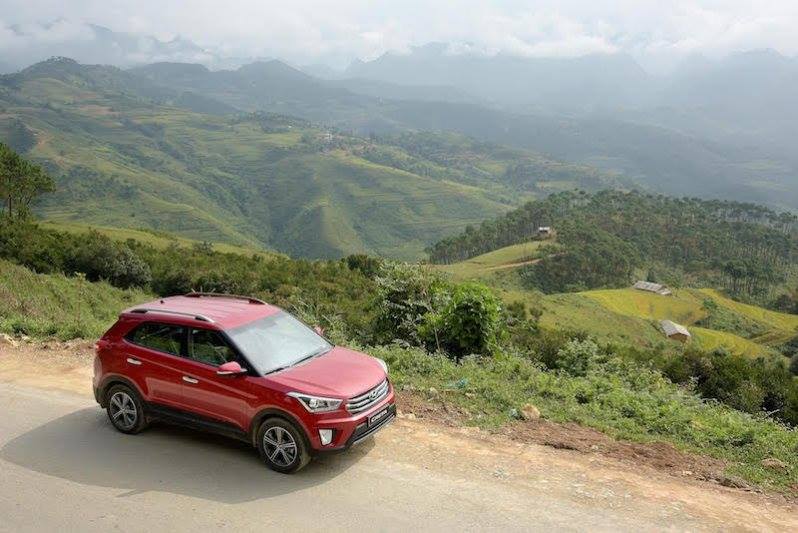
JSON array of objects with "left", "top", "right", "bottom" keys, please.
[{"left": 0, "top": 58, "right": 625, "bottom": 259}]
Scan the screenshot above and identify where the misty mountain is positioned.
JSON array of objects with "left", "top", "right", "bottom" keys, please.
[
  {"left": 130, "top": 60, "right": 376, "bottom": 121},
  {"left": 4, "top": 56, "right": 797, "bottom": 216},
  {"left": 630, "top": 49, "right": 798, "bottom": 159},
  {"left": 0, "top": 22, "right": 230, "bottom": 72},
  {"left": 127, "top": 55, "right": 797, "bottom": 210},
  {"left": 346, "top": 43, "right": 653, "bottom": 113}
]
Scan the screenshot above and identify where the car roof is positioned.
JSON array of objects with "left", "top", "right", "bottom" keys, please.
[{"left": 121, "top": 294, "right": 281, "bottom": 330}]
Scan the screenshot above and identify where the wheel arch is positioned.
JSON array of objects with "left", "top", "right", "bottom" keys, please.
[
  {"left": 98, "top": 375, "right": 145, "bottom": 408},
  {"left": 249, "top": 407, "right": 311, "bottom": 449}
]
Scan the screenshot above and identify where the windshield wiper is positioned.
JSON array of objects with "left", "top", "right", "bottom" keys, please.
[
  {"left": 292, "top": 346, "right": 331, "bottom": 367},
  {"left": 263, "top": 346, "right": 331, "bottom": 375}
]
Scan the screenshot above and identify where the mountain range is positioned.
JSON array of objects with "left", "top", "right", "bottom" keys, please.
[
  {"left": 0, "top": 57, "right": 628, "bottom": 259},
  {"left": 1, "top": 43, "right": 797, "bottom": 258}
]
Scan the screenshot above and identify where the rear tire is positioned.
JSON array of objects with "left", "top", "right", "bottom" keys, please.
[
  {"left": 256, "top": 417, "right": 310, "bottom": 474},
  {"left": 105, "top": 384, "right": 148, "bottom": 434}
]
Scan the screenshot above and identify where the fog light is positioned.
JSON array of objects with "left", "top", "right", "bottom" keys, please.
[{"left": 319, "top": 429, "right": 333, "bottom": 446}]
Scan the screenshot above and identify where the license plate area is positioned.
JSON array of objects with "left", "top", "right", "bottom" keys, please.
[{"left": 369, "top": 408, "right": 388, "bottom": 427}]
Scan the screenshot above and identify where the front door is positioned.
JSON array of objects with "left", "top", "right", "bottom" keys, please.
[{"left": 179, "top": 327, "right": 256, "bottom": 432}]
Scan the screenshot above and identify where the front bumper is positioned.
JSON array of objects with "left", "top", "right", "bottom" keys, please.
[{"left": 308, "top": 397, "right": 397, "bottom": 453}]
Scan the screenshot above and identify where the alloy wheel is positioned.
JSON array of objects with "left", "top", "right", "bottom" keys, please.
[
  {"left": 262, "top": 426, "right": 298, "bottom": 467},
  {"left": 109, "top": 391, "right": 138, "bottom": 431}
]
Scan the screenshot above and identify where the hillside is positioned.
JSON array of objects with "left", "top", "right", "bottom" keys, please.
[
  {"left": 436, "top": 238, "right": 798, "bottom": 358},
  {"left": 0, "top": 259, "right": 153, "bottom": 339},
  {"left": 127, "top": 58, "right": 798, "bottom": 211},
  {"left": 429, "top": 190, "right": 798, "bottom": 305},
  {"left": 0, "top": 58, "right": 629, "bottom": 260}
]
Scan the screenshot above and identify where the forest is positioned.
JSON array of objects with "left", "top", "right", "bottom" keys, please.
[{"left": 428, "top": 190, "right": 798, "bottom": 301}]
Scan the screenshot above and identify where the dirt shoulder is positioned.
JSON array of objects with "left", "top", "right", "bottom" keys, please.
[{"left": 1, "top": 338, "right": 797, "bottom": 529}]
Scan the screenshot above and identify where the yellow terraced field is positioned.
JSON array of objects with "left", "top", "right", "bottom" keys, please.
[{"left": 581, "top": 288, "right": 708, "bottom": 324}]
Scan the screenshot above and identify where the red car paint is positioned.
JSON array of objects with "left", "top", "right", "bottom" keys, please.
[{"left": 93, "top": 294, "right": 394, "bottom": 460}]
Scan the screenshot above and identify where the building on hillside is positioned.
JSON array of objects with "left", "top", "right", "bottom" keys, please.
[
  {"left": 537, "top": 226, "right": 553, "bottom": 238},
  {"left": 633, "top": 280, "right": 672, "bottom": 296},
  {"left": 660, "top": 320, "right": 691, "bottom": 343}
]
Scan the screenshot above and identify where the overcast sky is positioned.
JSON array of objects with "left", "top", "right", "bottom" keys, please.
[{"left": 1, "top": 0, "right": 796, "bottom": 71}]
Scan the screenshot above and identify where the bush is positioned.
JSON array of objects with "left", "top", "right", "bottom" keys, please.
[
  {"left": 65, "top": 231, "right": 151, "bottom": 288},
  {"left": 420, "top": 282, "right": 503, "bottom": 360},
  {"left": 372, "top": 262, "right": 443, "bottom": 345}
]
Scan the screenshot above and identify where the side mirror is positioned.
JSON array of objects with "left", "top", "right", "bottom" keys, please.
[
  {"left": 217, "top": 361, "right": 246, "bottom": 376},
  {"left": 314, "top": 325, "right": 326, "bottom": 336}
]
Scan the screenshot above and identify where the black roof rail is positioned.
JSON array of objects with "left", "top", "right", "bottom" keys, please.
[
  {"left": 129, "top": 308, "right": 214, "bottom": 323},
  {"left": 183, "top": 292, "right": 266, "bottom": 305}
]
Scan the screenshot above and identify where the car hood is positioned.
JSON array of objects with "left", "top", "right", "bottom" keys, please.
[{"left": 266, "top": 346, "right": 385, "bottom": 397}]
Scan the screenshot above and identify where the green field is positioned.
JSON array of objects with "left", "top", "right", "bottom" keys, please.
[{"left": 435, "top": 240, "right": 548, "bottom": 281}]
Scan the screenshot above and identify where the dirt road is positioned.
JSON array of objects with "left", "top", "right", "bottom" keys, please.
[{"left": 1, "top": 342, "right": 796, "bottom": 532}]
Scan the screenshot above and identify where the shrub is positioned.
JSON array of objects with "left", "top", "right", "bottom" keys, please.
[
  {"left": 372, "top": 262, "right": 444, "bottom": 345},
  {"left": 420, "top": 282, "right": 503, "bottom": 360}
]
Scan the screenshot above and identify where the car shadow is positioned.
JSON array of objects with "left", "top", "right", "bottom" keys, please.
[{"left": 0, "top": 407, "right": 373, "bottom": 503}]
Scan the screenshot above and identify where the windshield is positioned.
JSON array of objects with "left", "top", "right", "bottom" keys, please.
[{"left": 227, "top": 311, "right": 332, "bottom": 375}]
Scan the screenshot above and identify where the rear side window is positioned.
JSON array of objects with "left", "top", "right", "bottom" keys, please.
[
  {"left": 189, "top": 328, "right": 237, "bottom": 366},
  {"left": 127, "top": 322, "right": 184, "bottom": 356}
]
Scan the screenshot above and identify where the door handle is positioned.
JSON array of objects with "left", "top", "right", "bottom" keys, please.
[
  {"left": 126, "top": 357, "right": 142, "bottom": 366},
  {"left": 182, "top": 376, "right": 199, "bottom": 384}
]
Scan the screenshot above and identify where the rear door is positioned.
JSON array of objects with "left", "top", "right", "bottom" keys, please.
[
  {"left": 179, "top": 327, "right": 256, "bottom": 432},
  {"left": 122, "top": 322, "right": 186, "bottom": 409}
]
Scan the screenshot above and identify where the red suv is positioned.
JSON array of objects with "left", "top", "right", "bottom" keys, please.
[{"left": 93, "top": 293, "right": 395, "bottom": 473}]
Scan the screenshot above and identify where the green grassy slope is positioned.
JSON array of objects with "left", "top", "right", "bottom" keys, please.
[
  {"left": 0, "top": 259, "right": 153, "bottom": 340},
  {"left": 435, "top": 240, "right": 548, "bottom": 281},
  {"left": 40, "top": 221, "right": 281, "bottom": 259}
]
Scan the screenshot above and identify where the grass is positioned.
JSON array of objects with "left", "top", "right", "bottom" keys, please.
[
  {"left": 0, "top": 260, "right": 152, "bottom": 340},
  {"left": 581, "top": 288, "right": 708, "bottom": 324},
  {"left": 41, "top": 220, "right": 281, "bottom": 259},
  {"left": 700, "top": 289, "right": 798, "bottom": 345},
  {"left": 376, "top": 343, "right": 798, "bottom": 493},
  {"left": 691, "top": 327, "right": 772, "bottom": 358},
  {"left": 435, "top": 240, "right": 548, "bottom": 281}
]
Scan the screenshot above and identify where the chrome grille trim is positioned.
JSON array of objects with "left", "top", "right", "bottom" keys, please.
[{"left": 346, "top": 379, "right": 389, "bottom": 414}]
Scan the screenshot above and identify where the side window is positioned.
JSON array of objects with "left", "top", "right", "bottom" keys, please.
[
  {"left": 189, "top": 328, "right": 237, "bottom": 367},
  {"left": 127, "top": 322, "right": 184, "bottom": 356}
]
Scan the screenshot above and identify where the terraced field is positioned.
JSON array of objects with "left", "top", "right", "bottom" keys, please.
[{"left": 439, "top": 242, "right": 795, "bottom": 357}]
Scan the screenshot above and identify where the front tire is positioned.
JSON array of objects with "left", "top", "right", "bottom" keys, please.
[
  {"left": 105, "top": 384, "right": 147, "bottom": 434},
  {"left": 256, "top": 418, "right": 310, "bottom": 474}
]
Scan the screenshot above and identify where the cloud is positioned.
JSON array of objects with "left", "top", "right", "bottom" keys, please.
[{"left": 0, "top": 0, "right": 796, "bottom": 70}]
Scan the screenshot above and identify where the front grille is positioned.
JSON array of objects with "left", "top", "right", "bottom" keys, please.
[{"left": 346, "top": 379, "right": 389, "bottom": 414}]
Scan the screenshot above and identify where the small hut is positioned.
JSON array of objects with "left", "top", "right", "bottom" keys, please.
[
  {"left": 537, "top": 226, "right": 553, "bottom": 238},
  {"left": 660, "top": 320, "right": 691, "bottom": 343},
  {"left": 634, "top": 281, "right": 672, "bottom": 296}
]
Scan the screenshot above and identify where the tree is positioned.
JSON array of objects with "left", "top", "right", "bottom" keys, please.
[{"left": 0, "top": 143, "right": 55, "bottom": 221}]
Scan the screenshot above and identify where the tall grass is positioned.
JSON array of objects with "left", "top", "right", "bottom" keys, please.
[{"left": 0, "top": 260, "right": 152, "bottom": 340}]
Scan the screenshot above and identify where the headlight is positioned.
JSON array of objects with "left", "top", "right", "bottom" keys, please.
[
  {"left": 375, "top": 357, "right": 389, "bottom": 374},
  {"left": 287, "top": 392, "right": 342, "bottom": 413}
]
